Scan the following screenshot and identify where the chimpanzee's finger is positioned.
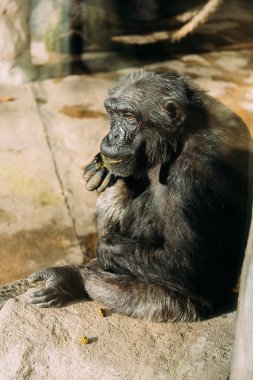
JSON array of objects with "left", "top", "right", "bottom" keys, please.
[
  {"left": 29, "top": 288, "right": 55, "bottom": 299},
  {"left": 29, "top": 293, "right": 55, "bottom": 305},
  {"left": 86, "top": 168, "right": 107, "bottom": 191},
  {"left": 83, "top": 163, "right": 99, "bottom": 181},
  {"left": 96, "top": 172, "right": 117, "bottom": 192},
  {"left": 27, "top": 270, "right": 49, "bottom": 283},
  {"left": 37, "top": 299, "right": 62, "bottom": 308}
]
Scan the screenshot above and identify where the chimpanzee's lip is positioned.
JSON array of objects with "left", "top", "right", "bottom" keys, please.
[{"left": 101, "top": 154, "right": 124, "bottom": 165}]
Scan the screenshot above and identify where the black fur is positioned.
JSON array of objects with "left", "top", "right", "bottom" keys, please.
[{"left": 29, "top": 72, "right": 252, "bottom": 322}]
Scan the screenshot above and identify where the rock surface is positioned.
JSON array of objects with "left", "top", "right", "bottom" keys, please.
[
  {"left": 0, "top": 290, "right": 235, "bottom": 380},
  {"left": 33, "top": 75, "right": 111, "bottom": 238},
  {"left": 0, "top": 0, "right": 37, "bottom": 84},
  {"left": 0, "top": 82, "right": 82, "bottom": 283}
]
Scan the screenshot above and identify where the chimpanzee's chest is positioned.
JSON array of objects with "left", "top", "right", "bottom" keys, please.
[
  {"left": 96, "top": 179, "right": 164, "bottom": 242},
  {"left": 120, "top": 190, "right": 164, "bottom": 242}
]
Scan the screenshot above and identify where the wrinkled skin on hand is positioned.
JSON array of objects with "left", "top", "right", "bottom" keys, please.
[
  {"left": 28, "top": 266, "right": 88, "bottom": 308},
  {"left": 83, "top": 153, "right": 117, "bottom": 192}
]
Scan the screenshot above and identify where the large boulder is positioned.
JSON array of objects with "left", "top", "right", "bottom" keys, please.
[{"left": 0, "top": 289, "right": 235, "bottom": 380}]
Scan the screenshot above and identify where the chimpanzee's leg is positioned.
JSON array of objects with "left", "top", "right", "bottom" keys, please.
[{"left": 84, "top": 259, "right": 202, "bottom": 322}]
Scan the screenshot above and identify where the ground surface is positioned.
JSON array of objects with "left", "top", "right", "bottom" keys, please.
[{"left": 0, "top": 290, "right": 236, "bottom": 380}]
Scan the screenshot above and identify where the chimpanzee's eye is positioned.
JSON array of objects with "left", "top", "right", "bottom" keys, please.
[{"left": 125, "top": 113, "right": 135, "bottom": 121}]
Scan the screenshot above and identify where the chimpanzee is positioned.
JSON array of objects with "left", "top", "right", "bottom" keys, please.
[{"left": 27, "top": 71, "right": 252, "bottom": 322}]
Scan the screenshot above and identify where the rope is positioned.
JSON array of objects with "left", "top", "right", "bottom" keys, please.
[
  {"left": 171, "top": 0, "right": 225, "bottom": 42},
  {"left": 111, "top": 0, "right": 225, "bottom": 45}
]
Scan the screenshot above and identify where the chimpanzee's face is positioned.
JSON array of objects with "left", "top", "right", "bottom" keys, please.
[
  {"left": 100, "top": 73, "right": 187, "bottom": 178},
  {"left": 100, "top": 96, "right": 144, "bottom": 177}
]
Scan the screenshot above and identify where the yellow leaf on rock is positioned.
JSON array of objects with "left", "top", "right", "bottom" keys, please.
[{"left": 79, "top": 336, "right": 89, "bottom": 345}]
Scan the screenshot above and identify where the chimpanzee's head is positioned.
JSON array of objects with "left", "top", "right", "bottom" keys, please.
[{"left": 100, "top": 71, "right": 204, "bottom": 177}]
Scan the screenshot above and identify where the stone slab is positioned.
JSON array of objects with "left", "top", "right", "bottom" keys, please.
[
  {"left": 0, "top": 83, "right": 82, "bottom": 282},
  {"left": 0, "top": 290, "right": 235, "bottom": 380},
  {"left": 32, "top": 75, "right": 117, "bottom": 262}
]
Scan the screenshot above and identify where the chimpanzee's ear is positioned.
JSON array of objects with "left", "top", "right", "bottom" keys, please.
[{"left": 164, "top": 99, "right": 186, "bottom": 126}]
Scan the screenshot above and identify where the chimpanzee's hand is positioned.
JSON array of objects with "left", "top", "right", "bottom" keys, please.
[
  {"left": 83, "top": 152, "right": 117, "bottom": 192},
  {"left": 28, "top": 265, "right": 87, "bottom": 308}
]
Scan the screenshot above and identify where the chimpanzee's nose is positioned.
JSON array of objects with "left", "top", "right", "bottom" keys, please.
[{"left": 107, "top": 125, "right": 125, "bottom": 145}]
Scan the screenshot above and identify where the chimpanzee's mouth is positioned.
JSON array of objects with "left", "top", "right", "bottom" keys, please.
[
  {"left": 101, "top": 153, "right": 136, "bottom": 177},
  {"left": 101, "top": 154, "right": 124, "bottom": 165}
]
